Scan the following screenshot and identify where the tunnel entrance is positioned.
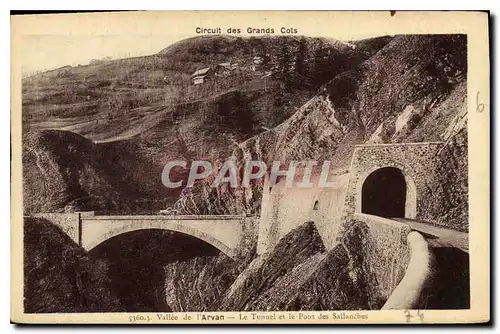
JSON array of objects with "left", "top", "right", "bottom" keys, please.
[{"left": 361, "top": 167, "right": 406, "bottom": 218}]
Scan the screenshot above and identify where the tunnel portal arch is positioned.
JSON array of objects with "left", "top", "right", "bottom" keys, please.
[
  {"left": 361, "top": 167, "right": 406, "bottom": 218},
  {"left": 356, "top": 165, "right": 417, "bottom": 219}
]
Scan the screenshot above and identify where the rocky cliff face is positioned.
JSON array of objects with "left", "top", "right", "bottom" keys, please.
[
  {"left": 419, "top": 125, "right": 469, "bottom": 231},
  {"left": 218, "top": 220, "right": 410, "bottom": 311},
  {"left": 219, "top": 221, "right": 326, "bottom": 310},
  {"left": 161, "top": 217, "right": 259, "bottom": 311},
  {"left": 172, "top": 135, "right": 272, "bottom": 215},
  {"left": 173, "top": 34, "right": 468, "bottom": 222},
  {"left": 163, "top": 254, "right": 239, "bottom": 312}
]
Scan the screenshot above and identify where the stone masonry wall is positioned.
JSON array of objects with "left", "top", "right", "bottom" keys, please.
[
  {"left": 348, "top": 214, "right": 412, "bottom": 308},
  {"left": 256, "top": 142, "right": 457, "bottom": 255},
  {"left": 257, "top": 173, "right": 349, "bottom": 254}
]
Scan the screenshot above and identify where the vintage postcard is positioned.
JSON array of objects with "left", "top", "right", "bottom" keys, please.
[{"left": 11, "top": 11, "right": 490, "bottom": 324}]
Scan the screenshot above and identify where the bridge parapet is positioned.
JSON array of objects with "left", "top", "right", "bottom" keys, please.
[
  {"left": 29, "top": 212, "right": 248, "bottom": 259},
  {"left": 353, "top": 213, "right": 412, "bottom": 231},
  {"left": 87, "top": 214, "right": 246, "bottom": 220},
  {"left": 31, "top": 212, "right": 81, "bottom": 244}
]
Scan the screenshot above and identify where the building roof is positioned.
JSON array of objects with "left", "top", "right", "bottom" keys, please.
[
  {"left": 191, "top": 67, "right": 211, "bottom": 77},
  {"left": 253, "top": 56, "right": 264, "bottom": 64},
  {"left": 217, "top": 62, "right": 232, "bottom": 69}
]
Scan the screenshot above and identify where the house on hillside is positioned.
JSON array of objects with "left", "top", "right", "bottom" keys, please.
[
  {"left": 215, "top": 62, "right": 233, "bottom": 78},
  {"left": 252, "top": 56, "right": 264, "bottom": 71},
  {"left": 191, "top": 62, "right": 238, "bottom": 85},
  {"left": 253, "top": 56, "right": 264, "bottom": 65},
  {"left": 191, "top": 67, "right": 213, "bottom": 85}
]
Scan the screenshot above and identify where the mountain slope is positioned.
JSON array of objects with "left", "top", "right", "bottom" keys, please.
[
  {"left": 173, "top": 34, "right": 468, "bottom": 227},
  {"left": 22, "top": 130, "right": 177, "bottom": 213},
  {"left": 24, "top": 217, "right": 123, "bottom": 312},
  {"left": 23, "top": 35, "right": 392, "bottom": 212}
]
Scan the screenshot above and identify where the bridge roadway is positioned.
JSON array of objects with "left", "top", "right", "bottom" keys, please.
[
  {"left": 392, "top": 218, "right": 468, "bottom": 253},
  {"left": 353, "top": 213, "right": 468, "bottom": 253}
]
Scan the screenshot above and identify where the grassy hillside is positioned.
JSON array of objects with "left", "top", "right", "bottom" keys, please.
[{"left": 23, "top": 35, "right": 392, "bottom": 138}]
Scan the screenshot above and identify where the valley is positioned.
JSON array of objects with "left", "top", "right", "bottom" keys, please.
[{"left": 22, "top": 33, "right": 469, "bottom": 313}]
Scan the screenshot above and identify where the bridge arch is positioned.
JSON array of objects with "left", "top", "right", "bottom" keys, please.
[
  {"left": 356, "top": 163, "right": 417, "bottom": 219},
  {"left": 88, "top": 226, "right": 234, "bottom": 258},
  {"left": 82, "top": 218, "right": 242, "bottom": 258}
]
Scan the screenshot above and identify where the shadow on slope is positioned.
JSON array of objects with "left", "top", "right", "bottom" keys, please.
[
  {"left": 23, "top": 217, "right": 123, "bottom": 313},
  {"left": 22, "top": 130, "right": 180, "bottom": 213},
  {"left": 89, "top": 229, "right": 239, "bottom": 312}
]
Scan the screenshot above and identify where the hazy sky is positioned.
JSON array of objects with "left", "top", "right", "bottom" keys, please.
[
  {"left": 15, "top": 11, "right": 403, "bottom": 75},
  {"left": 20, "top": 33, "right": 365, "bottom": 75},
  {"left": 20, "top": 34, "right": 192, "bottom": 74}
]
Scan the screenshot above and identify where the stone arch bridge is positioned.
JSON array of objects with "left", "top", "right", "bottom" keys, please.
[{"left": 31, "top": 212, "right": 248, "bottom": 259}]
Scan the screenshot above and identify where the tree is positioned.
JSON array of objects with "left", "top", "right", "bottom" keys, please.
[
  {"left": 276, "top": 41, "right": 293, "bottom": 92},
  {"left": 261, "top": 53, "right": 272, "bottom": 70},
  {"left": 295, "top": 37, "right": 308, "bottom": 76},
  {"left": 294, "top": 37, "right": 310, "bottom": 89},
  {"left": 233, "top": 91, "right": 255, "bottom": 135},
  {"left": 311, "top": 41, "right": 330, "bottom": 86},
  {"left": 211, "top": 39, "right": 221, "bottom": 55},
  {"left": 272, "top": 88, "right": 288, "bottom": 126}
]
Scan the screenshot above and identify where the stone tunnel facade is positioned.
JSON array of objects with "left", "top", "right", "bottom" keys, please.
[
  {"left": 341, "top": 142, "right": 444, "bottom": 222},
  {"left": 256, "top": 142, "right": 446, "bottom": 254}
]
